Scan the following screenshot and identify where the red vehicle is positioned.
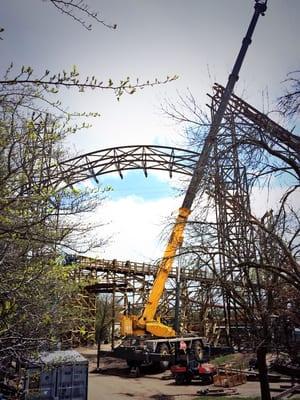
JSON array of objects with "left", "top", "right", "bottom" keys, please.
[{"left": 170, "top": 350, "right": 216, "bottom": 385}]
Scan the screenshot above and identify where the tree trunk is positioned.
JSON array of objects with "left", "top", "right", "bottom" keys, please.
[{"left": 256, "top": 344, "right": 271, "bottom": 400}]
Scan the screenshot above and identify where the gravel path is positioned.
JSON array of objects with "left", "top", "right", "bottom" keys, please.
[{"left": 77, "top": 346, "right": 292, "bottom": 400}]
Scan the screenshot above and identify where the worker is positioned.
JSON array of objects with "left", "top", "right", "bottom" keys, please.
[
  {"left": 177, "top": 341, "right": 187, "bottom": 366},
  {"left": 186, "top": 348, "right": 198, "bottom": 372},
  {"left": 179, "top": 341, "right": 187, "bottom": 352}
]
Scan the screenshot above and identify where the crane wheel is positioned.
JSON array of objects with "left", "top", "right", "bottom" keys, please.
[{"left": 156, "top": 343, "right": 170, "bottom": 370}]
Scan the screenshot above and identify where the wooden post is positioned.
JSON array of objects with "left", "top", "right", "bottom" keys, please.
[{"left": 111, "top": 277, "right": 116, "bottom": 350}]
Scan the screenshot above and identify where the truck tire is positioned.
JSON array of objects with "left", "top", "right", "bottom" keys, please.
[
  {"left": 126, "top": 360, "right": 136, "bottom": 368},
  {"left": 202, "top": 373, "right": 213, "bottom": 384},
  {"left": 157, "top": 343, "right": 170, "bottom": 370},
  {"left": 175, "top": 373, "right": 186, "bottom": 385},
  {"left": 175, "top": 373, "right": 191, "bottom": 385}
]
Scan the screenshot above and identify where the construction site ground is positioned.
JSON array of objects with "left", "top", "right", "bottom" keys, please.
[{"left": 78, "top": 345, "right": 300, "bottom": 400}]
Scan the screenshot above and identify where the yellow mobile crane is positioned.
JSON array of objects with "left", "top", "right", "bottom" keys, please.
[{"left": 117, "top": 0, "right": 268, "bottom": 368}]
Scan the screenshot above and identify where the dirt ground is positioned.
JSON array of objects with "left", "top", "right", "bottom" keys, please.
[{"left": 78, "top": 346, "right": 299, "bottom": 400}]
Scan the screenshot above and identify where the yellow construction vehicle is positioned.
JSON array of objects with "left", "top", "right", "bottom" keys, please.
[{"left": 116, "top": 0, "right": 268, "bottom": 371}]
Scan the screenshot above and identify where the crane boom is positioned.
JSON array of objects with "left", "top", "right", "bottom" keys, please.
[{"left": 120, "top": 0, "right": 268, "bottom": 338}]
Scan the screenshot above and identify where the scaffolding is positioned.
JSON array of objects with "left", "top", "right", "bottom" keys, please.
[{"left": 209, "top": 84, "right": 259, "bottom": 346}]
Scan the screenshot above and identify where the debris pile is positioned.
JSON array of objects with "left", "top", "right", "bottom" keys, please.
[{"left": 213, "top": 365, "right": 247, "bottom": 387}]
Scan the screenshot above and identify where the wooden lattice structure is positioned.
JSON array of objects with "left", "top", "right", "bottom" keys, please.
[
  {"left": 63, "top": 83, "right": 294, "bottom": 347},
  {"left": 206, "top": 83, "right": 296, "bottom": 346},
  {"left": 69, "top": 256, "right": 215, "bottom": 344}
]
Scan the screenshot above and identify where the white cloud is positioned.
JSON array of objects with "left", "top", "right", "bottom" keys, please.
[
  {"left": 82, "top": 184, "right": 299, "bottom": 263},
  {"left": 251, "top": 185, "right": 299, "bottom": 218},
  {"left": 87, "top": 195, "right": 182, "bottom": 262}
]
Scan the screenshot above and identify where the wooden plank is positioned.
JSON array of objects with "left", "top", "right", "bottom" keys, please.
[{"left": 272, "top": 384, "right": 300, "bottom": 399}]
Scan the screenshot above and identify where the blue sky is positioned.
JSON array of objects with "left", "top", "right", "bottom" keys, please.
[
  {"left": 101, "top": 171, "right": 175, "bottom": 200},
  {"left": 2, "top": 0, "right": 300, "bottom": 261}
]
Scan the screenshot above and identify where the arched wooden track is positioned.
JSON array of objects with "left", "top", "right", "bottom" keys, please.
[{"left": 51, "top": 145, "right": 200, "bottom": 187}]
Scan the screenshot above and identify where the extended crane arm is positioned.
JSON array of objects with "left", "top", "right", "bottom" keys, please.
[
  {"left": 120, "top": 0, "right": 268, "bottom": 338},
  {"left": 136, "top": 207, "right": 190, "bottom": 336}
]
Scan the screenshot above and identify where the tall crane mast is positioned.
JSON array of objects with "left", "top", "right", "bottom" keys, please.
[{"left": 120, "top": 0, "right": 268, "bottom": 338}]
